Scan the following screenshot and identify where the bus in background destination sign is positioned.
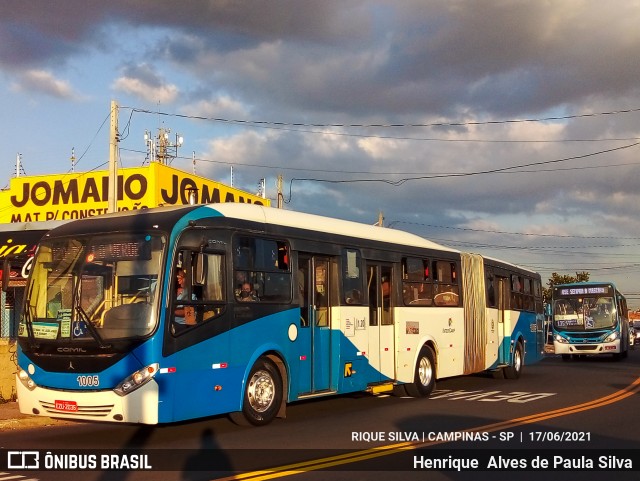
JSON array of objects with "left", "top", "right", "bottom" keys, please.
[{"left": 558, "top": 286, "right": 611, "bottom": 296}]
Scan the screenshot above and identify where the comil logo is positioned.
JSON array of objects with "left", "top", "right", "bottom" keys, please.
[{"left": 8, "top": 451, "right": 39, "bottom": 469}]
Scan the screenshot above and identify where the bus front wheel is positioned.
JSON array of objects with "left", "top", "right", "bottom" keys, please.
[
  {"left": 504, "top": 341, "right": 524, "bottom": 379},
  {"left": 230, "top": 357, "right": 283, "bottom": 427},
  {"left": 404, "top": 346, "right": 436, "bottom": 397}
]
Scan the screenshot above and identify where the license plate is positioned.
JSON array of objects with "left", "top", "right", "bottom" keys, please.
[{"left": 54, "top": 400, "right": 78, "bottom": 412}]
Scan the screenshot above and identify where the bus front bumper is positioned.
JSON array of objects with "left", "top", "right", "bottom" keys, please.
[
  {"left": 553, "top": 339, "right": 621, "bottom": 355},
  {"left": 16, "top": 374, "right": 160, "bottom": 424}
]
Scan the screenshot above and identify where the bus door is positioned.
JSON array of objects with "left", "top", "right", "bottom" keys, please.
[
  {"left": 298, "top": 255, "right": 332, "bottom": 394},
  {"left": 366, "top": 263, "right": 395, "bottom": 382},
  {"left": 497, "top": 276, "right": 510, "bottom": 364}
]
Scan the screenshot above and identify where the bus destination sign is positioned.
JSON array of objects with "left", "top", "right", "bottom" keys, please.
[{"left": 558, "top": 286, "right": 611, "bottom": 296}]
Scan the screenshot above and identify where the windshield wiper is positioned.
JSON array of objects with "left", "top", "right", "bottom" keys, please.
[
  {"left": 75, "top": 302, "right": 111, "bottom": 349},
  {"left": 21, "top": 302, "right": 40, "bottom": 351}
]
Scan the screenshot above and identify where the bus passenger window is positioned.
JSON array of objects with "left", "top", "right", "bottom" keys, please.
[
  {"left": 381, "top": 268, "right": 393, "bottom": 325},
  {"left": 486, "top": 272, "right": 496, "bottom": 308},
  {"left": 315, "top": 263, "right": 329, "bottom": 327},
  {"left": 523, "top": 278, "right": 534, "bottom": 311},
  {"left": 342, "top": 248, "right": 363, "bottom": 305},
  {"left": 433, "top": 260, "right": 459, "bottom": 307},
  {"left": 511, "top": 275, "right": 523, "bottom": 310},
  {"left": 233, "top": 236, "right": 292, "bottom": 303},
  {"left": 402, "top": 257, "right": 432, "bottom": 306},
  {"left": 298, "top": 265, "right": 309, "bottom": 327},
  {"left": 172, "top": 251, "right": 225, "bottom": 336}
]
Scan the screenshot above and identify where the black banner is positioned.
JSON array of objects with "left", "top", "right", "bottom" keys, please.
[{"left": 1, "top": 449, "right": 638, "bottom": 473}]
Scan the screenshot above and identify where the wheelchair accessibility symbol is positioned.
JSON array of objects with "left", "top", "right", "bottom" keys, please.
[{"left": 73, "top": 320, "right": 88, "bottom": 338}]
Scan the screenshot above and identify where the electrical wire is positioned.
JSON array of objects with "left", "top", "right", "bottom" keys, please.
[
  {"left": 124, "top": 106, "right": 640, "bottom": 130},
  {"left": 283, "top": 141, "right": 640, "bottom": 202},
  {"left": 67, "top": 111, "right": 112, "bottom": 171},
  {"left": 389, "top": 221, "right": 640, "bottom": 240}
]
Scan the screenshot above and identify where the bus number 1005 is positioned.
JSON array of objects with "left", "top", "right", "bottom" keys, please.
[{"left": 77, "top": 375, "right": 100, "bottom": 387}]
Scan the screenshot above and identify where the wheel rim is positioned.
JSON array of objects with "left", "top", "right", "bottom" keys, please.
[
  {"left": 418, "top": 355, "right": 433, "bottom": 387},
  {"left": 514, "top": 346, "right": 522, "bottom": 372},
  {"left": 247, "top": 369, "right": 275, "bottom": 413}
]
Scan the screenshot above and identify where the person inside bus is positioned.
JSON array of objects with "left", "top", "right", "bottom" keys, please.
[
  {"left": 238, "top": 282, "right": 258, "bottom": 302},
  {"left": 381, "top": 276, "right": 391, "bottom": 304},
  {"left": 173, "top": 268, "right": 196, "bottom": 333},
  {"left": 381, "top": 275, "right": 392, "bottom": 324}
]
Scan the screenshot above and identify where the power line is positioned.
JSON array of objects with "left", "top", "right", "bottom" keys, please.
[
  {"left": 125, "top": 148, "right": 640, "bottom": 177},
  {"left": 390, "top": 221, "right": 640, "bottom": 240},
  {"left": 124, "top": 106, "right": 640, "bottom": 130},
  {"left": 293, "top": 141, "right": 640, "bottom": 186},
  {"left": 282, "top": 141, "right": 640, "bottom": 201},
  {"left": 69, "top": 111, "right": 112, "bottom": 171}
]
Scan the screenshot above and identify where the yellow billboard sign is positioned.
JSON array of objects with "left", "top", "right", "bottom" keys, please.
[{"left": 0, "top": 163, "right": 269, "bottom": 224}]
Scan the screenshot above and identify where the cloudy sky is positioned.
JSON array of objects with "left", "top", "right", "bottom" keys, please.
[{"left": 2, "top": 1, "right": 640, "bottom": 305}]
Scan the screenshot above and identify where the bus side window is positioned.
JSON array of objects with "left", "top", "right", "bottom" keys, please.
[
  {"left": 298, "top": 265, "right": 309, "bottom": 326},
  {"left": 486, "top": 271, "right": 496, "bottom": 308},
  {"left": 402, "top": 257, "right": 432, "bottom": 306},
  {"left": 172, "top": 251, "right": 225, "bottom": 336},
  {"left": 523, "top": 277, "right": 534, "bottom": 312},
  {"left": 511, "top": 275, "right": 523, "bottom": 310},
  {"left": 342, "top": 248, "right": 363, "bottom": 305},
  {"left": 233, "top": 236, "right": 292, "bottom": 303},
  {"left": 534, "top": 278, "right": 543, "bottom": 312},
  {"left": 433, "top": 260, "right": 459, "bottom": 307}
]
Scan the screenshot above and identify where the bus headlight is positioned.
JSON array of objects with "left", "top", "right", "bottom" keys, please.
[
  {"left": 17, "top": 369, "right": 37, "bottom": 391},
  {"left": 554, "top": 334, "right": 569, "bottom": 344},
  {"left": 114, "top": 363, "right": 159, "bottom": 397},
  {"left": 603, "top": 331, "right": 619, "bottom": 343}
]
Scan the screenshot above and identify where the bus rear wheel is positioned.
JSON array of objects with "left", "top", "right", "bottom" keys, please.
[
  {"left": 404, "top": 346, "right": 436, "bottom": 397},
  {"left": 229, "top": 357, "right": 283, "bottom": 426},
  {"left": 504, "top": 341, "right": 524, "bottom": 379}
]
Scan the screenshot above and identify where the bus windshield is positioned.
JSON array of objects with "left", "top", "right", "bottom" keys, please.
[
  {"left": 553, "top": 296, "right": 617, "bottom": 331},
  {"left": 20, "top": 233, "right": 165, "bottom": 343}
]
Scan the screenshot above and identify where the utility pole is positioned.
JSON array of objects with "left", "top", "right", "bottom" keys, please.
[
  {"left": 277, "top": 174, "right": 284, "bottom": 209},
  {"left": 377, "top": 211, "right": 384, "bottom": 227},
  {"left": 108, "top": 100, "right": 119, "bottom": 213}
]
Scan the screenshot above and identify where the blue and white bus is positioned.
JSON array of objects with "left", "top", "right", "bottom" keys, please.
[
  {"left": 551, "top": 282, "right": 630, "bottom": 361},
  {"left": 15, "top": 203, "right": 545, "bottom": 425}
]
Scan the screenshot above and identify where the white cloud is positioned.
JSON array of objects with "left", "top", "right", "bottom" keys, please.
[
  {"left": 181, "top": 96, "right": 248, "bottom": 120},
  {"left": 11, "top": 69, "right": 80, "bottom": 100},
  {"left": 112, "top": 76, "right": 178, "bottom": 104}
]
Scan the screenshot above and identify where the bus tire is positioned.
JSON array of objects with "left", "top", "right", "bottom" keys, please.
[
  {"left": 230, "top": 357, "right": 282, "bottom": 427},
  {"left": 504, "top": 341, "right": 524, "bottom": 379},
  {"left": 404, "top": 346, "right": 436, "bottom": 398}
]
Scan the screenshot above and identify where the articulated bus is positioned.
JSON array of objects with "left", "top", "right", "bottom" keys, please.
[
  {"left": 551, "top": 282, "right": 630, "bottom": 361},
  {"left": 15, "top": 204, "right": 545, "bottom": 425}
]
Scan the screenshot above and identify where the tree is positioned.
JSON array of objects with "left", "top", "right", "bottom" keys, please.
[{"left": 543, "top": 271, "right": 590, "bottom": 302}]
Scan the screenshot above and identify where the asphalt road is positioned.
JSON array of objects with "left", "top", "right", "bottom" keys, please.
[{"left": 1, "top": 349, "right": 639, "bottom": 481}]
